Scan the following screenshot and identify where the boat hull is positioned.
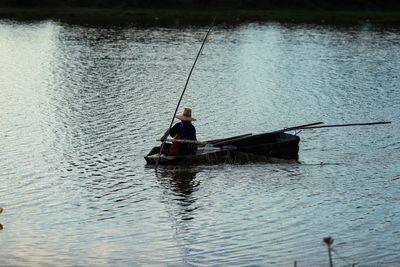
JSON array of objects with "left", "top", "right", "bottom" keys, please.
[
  {"left": 145, "top": 132, "right": 300, "bottom": 166},
  {"left": 211, "top": 132, "right": 300, "bottom": 160}
]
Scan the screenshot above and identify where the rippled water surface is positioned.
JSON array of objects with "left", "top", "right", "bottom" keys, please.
[{"left": 1, "top": 20, "right": 400, "bottom": 266}]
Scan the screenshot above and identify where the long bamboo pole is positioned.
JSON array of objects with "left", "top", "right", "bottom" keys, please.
[
  {"left": 293, "top": 121, "right": 391, "bottom": 130},
  {"left": 156, "top": 138, "right": 207, "bottom": 145},
  {"left": 279, "top": 122, "right": 324, "bottom": 132},
  {"left": 154, "top": 121, "right": 390, "bottom": 156},
  {"left": 155, "top": 17, "right": 216, "bottom": 170}
]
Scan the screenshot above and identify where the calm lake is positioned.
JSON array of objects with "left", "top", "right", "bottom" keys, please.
[{"left": 0, "top": 20, "right": 399, "bottom": 266}]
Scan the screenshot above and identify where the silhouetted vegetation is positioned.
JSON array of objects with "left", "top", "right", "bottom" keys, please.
[
  {"left": 1, "top": 0, "right": 399, "bottom": 10},
  {"left": 0, "top": 0, "right": 399, "bottom": 25}
]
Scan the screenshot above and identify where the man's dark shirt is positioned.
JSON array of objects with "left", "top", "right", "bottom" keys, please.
[
  {"left": 170, "top": 121, "right": 196, "bottom": 140},
  {"left": 168, "top": 121, "right": 197, "bottom": 155}
]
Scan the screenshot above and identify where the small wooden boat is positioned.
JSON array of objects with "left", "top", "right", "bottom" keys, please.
[
  {"left": 145, "top": 121, "right": 391, "bottom": 166},
  {"left": 144, "top": 131, "right": 300, "bottom": 166}
]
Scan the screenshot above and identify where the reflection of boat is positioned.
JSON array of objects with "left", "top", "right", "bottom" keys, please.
[{"left": 145, "top": 131, "right": 300, "bottom": 165}]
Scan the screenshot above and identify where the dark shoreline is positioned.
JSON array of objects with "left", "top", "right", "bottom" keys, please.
[{"left": 1, "top": 8, "right": 400, "bottom": 26}]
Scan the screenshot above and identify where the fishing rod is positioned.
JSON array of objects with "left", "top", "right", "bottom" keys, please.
[{"left": 155, "top": 17, "right": 216, "bottom": 170}]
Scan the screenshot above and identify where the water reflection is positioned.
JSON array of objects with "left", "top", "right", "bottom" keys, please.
[{"left": 157, "top": 168, "right": 200, "bottom": 221}]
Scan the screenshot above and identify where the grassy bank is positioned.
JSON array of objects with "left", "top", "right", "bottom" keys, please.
[{"left": 1, "top": 8, "right": 400, "bottom": 26}]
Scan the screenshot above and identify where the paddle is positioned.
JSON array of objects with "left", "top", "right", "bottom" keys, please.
[
  {"left": 155, "top": 17, "right": 216, "bottom": 170},
  {"left": 206, "top": 133, "right": 253, "bottom": 144}
]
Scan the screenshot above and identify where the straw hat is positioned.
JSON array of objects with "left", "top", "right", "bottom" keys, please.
[{"left": 176, "top": 107, "right": 196, "bottom": 121}]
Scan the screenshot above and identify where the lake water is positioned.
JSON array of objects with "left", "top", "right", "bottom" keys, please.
[{"left": 0, "top": 20, "right": 399, "bottom": 266}]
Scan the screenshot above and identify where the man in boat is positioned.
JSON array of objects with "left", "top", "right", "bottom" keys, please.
[{"left": 161, "top": 107, "right": 197, "bottom": 156}]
